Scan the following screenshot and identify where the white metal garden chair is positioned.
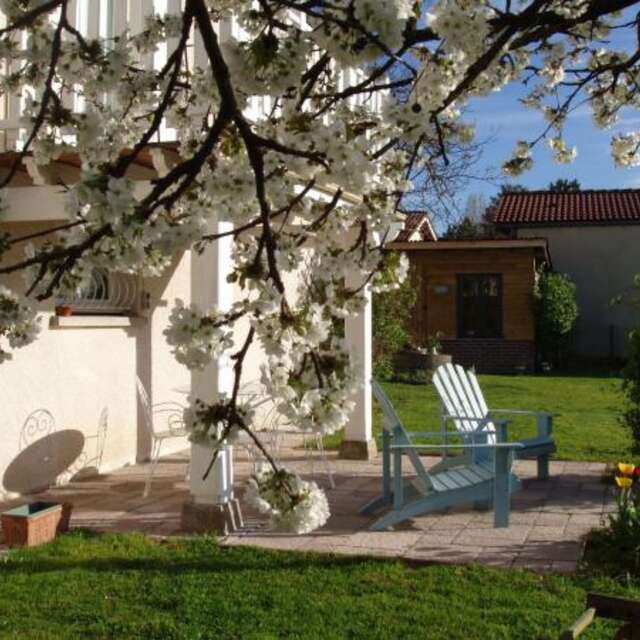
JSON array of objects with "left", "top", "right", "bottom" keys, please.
[
  {"left": 237, "top": 380, "right": 335, "bottom": 488},
  {"left": 136, "top": 376, "right": 189, "bottom": 497}
]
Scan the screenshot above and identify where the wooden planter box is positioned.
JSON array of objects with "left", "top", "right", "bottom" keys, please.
[{"left": 1, "top": 501, "right": 72, "bottom": 548}]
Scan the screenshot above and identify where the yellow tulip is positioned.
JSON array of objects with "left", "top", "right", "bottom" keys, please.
[
  {"left": 616, "top": 476, "right": 633, "bottom": 489},
  {"left": 617, "top": 463, "right": 636, "bottom": 476}
]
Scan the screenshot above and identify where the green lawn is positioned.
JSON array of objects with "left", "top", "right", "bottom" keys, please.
[
  {"left": 0, "top": 531, "right": 637, "bottom": 640},
  {"left": 324, "top": 374, "right": 632, "bottom": 462}
]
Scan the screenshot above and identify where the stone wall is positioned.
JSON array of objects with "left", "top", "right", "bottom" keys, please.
[{"left": 441, "top": 339, "right": 535, "bottom": 374}]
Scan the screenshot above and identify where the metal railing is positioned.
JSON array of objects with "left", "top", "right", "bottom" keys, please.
[
  {"left": 0, "top": 3, "right": 379, "bottom": 154},
  {"left": 58, "top": 269, "right": 139, "bottom": 315}
]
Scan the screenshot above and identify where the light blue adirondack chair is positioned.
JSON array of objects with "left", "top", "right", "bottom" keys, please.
[
  {"left": 361, "top": 380, "right": 523, "bottom": 530},
  {"left": 432, "top": 364, "right": 556, "bottom": 480}
]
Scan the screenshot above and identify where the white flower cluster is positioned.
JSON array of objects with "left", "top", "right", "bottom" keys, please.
[
  {"left": 540, "top": 43, "right": 566, "bottom": 87},
  {"left": 547, "top": 137, "right": 577, "bottom": 164},
  {"left": 312, "top": 0, "right": 415, "bottom": 64},
  {"left": 611, "top": 132, "right": 640, "bottom": 167},
  {"left": 245, "top": 465, "right": 330, "bottom": 534},
  {"left": 164, "top": 300, "right": 235, "bottom": 371},
  {"left": 428, "top": 0, "right": 492, "bottom": 61},
  {"left": 549, "top": 0, "right": 590, "bottom": 19},
  {"left": 0, "top": 286, "right": 40, "bottom": 363},
  {"left": 183, "top": 397, "right": 254, "bottom": 449},
  {"left": 502, "top": 141, "right": 533, "bottom": 176}
]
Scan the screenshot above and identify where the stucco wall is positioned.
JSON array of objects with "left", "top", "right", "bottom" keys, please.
[
  {"left": 517, "top": 225, "right": 640, "bottom": 357},
  {"left": 0, "top": 221, "right": 191, "bottom": 500}
]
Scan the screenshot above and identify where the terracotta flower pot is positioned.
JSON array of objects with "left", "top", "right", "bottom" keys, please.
[
  {"left": 55, "top": 305, "right": 73, "bottom": 317},
  {"left": 1, "top": 501, "right": 73, "bottom": 548}
]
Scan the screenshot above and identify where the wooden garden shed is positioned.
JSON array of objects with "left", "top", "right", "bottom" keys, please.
[{"left": 390, "top": 239, "right": 551, "bottom": 373}]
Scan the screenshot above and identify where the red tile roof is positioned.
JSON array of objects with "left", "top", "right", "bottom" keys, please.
[
  {"left": 394, "top": 212, "right": 437, "bottom": 242},
  {"left": 493, "top": 189, "right": 640, "bottom": 226}
]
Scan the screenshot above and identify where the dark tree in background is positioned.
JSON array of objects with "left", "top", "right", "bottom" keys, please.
[{"left": 548, "top": 179, "right": 581, "bottom": 192}]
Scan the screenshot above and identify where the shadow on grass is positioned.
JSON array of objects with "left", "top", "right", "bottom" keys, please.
[{"left": 0, "top": 532, "right": 391, "bottom": 576}]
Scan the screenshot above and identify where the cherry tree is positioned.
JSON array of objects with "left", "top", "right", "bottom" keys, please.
[{"left": 1, "top": 0, "right": 640, "bottom": 532}]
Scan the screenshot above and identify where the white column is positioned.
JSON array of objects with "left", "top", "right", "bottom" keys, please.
[
  {"left": 189, "top": 217, "right": 235, "bottom": 506},
  {"left": 339, "top": 280, "right": 377, "bottom": 460}
]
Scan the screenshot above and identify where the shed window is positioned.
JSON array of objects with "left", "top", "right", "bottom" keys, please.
[{"left": 457, "top": 274, "right": 502, "bottom": 339}]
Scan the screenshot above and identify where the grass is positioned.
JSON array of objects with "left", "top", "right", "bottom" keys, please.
[
  {"left": 0, "top": 530, "right": 638, "bottom": 640},
  {"left": 323, "top": 374, "right": 632, "bottom": 462}
]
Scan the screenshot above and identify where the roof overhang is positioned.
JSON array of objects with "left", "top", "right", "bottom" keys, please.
[
  {"left": 389, "top": 238, "right": 551, "bottom": 267},
  {"left": 0, "top": 143, "right": 361, "bottom": 203}
]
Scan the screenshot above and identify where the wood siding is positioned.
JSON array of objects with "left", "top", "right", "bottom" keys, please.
[{"left": 406, "top": 248, "right": 538, "bottom": 345}]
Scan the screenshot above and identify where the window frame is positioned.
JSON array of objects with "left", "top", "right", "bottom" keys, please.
[{"left": 456, "top": 273, "right": 504, "bottom": 340}]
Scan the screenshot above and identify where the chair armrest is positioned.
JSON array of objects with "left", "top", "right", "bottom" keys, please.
[
  {"left": 489, "top": 409, "right": 555, "bottom": 438},
  {"left": 490, "top": 409, "right": 555, "bottom": 417},
  {"left": 405, "top": 431, "right": 465, "bottom": 439},
  {"left": 390, "top": 442, "right": 523, "bottom": 451},
  {"left": 152, "top": 402, "right": 186, "bottom": 412}
]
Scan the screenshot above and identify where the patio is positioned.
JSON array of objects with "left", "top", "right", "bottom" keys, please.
[{"left": 0, "top": 440, "right": 615, "bottom": 573}]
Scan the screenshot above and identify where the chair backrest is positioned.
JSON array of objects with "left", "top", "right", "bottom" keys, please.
[
  {"left": 372, "top": 379, "right": 403, "bottom": 432},
  {"left": 19, "top": 409, "right": 56, "bottom": 450},
  {"left": 372, "top": 379, "right": 431, "bottom": 482},
  {"left": 135, "top": 376, "right": 155, "bottom": 436},
  {"left": 432, "top": 364, "right": 495, "bottom": 443}
]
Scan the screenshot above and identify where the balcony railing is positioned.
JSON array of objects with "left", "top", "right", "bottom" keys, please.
[{"left": 0, "top": 1, "right": 379, "bottom": 156}]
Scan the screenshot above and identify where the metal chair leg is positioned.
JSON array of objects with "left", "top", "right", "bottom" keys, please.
[
  {"left": 143, "top": 438, "right": 162, "bottom": 498},
  {"left": 303, "top": 434, "right": 315, "bottom": 478},
  {"left": 316, "top": 433, "right": 335, "bottom": 489}
]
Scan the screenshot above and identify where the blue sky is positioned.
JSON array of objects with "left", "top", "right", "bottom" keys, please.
[
  {"left": 460, "top": 85, "right": 640, "bottom": 204},
  {"left": 446, "top": 7, "right": 640, "bottom": 210}
]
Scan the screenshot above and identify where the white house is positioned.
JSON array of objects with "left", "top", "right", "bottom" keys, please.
[{"left": 0, "top": 1, "right": 377, "bottom": 527}]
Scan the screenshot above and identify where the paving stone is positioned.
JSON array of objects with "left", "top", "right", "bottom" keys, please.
[
  {"left": 224, "top": 532, "right": 309, "bottom": 551},
  {"left": 455, "top": 534, "right": 526, "bottom": 549},
  {"left": 406, "top": 545, "right": 482, "bottom": 564},
  {"left": 0, "top": 445, "right": 606, "bottom": 575},
  {"left": 526, "top": 526, "right": 568, "bottom": 542},
  {"left": 512, "top": 558, "right": 553, "bottom": 572},
  {"left": 411, "top": 531, "right": 464, "bottom": 548},
  {"left": 347, "top": 530, "right": 423, "bottom": 551},
  {"left": 534, "top": 513, "right": 569, "bottom": 527}
]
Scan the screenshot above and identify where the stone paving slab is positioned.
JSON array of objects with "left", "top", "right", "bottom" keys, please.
[{"left": 0, "top": 446, "right": 615, "bottom": 574}]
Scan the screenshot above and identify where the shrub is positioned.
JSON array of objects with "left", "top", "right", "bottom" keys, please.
[
  {"left": 372, "top": 259, "right": 418, "bottom": 380},
  {"left": 533, "top": 270, "right": 579, "bottom": 368},
  {"left": 623, "top": 328, "right": 640, "bottom": 453}
]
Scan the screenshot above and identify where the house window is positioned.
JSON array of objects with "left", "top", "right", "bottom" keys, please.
[
  {"left": 457, "top": 274, "right": 503, "bottom": 339},
  {"left": 57, "top": 269, "right": 139, "bottom": 315}
]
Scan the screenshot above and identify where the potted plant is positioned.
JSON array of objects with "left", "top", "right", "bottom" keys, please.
[
  {"left": 54, "top": 304, "right": 72, "bottom": 317},
  {"left": 425, "top": 332, "right": 452, "bottom": 371}
]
